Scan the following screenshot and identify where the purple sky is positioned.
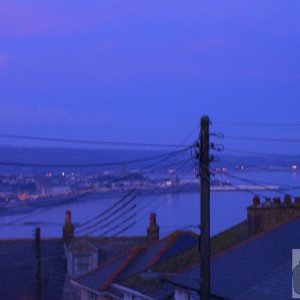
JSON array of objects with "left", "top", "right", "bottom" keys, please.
[{"left": 0, "top": 1, "right": 300, "bottom": 153}]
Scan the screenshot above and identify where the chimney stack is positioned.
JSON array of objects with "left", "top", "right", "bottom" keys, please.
[
  {"left": 147, "top": 213, "right": 159, "bottom": 244},
  {"left": 63, "top": 210, "right": 74, "bottom": 245},
  {"left": 247, "top": 196, "right": 300, "bottom": 236}
]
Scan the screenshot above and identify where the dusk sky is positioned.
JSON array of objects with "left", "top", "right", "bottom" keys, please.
[{"left": 0, "top": 1, "right": 300, "bottom": 154}]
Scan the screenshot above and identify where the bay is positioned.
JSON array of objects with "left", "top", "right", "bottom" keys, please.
[{"left": 0, "top": 170, "right": 298, "bottom": 239}]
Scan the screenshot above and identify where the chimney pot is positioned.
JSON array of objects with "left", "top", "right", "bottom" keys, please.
[
  {"left": 265, "top": 198, "right": 271, "bottom": 207},
  {"left": 253, "top": 196, "right": 260, "bottom": 206},
  {"left": 65, "top": 210, "right": 71, "bottom": 224},
  {"left": 150, "top": 213, "right": 156, "bottom": 224},
  {"left": 284, "top": 195, "right": 292, "bottom": 205},
  {"left": 273, "top": 197, "right": 281, "bottom": 204}
]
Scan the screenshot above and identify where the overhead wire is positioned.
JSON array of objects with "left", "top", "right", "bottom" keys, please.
[
  {"left": 0, "top": 132, "right": 189, "bottom": 148},
  {"left": 0, "top": 146, "right": 190, "bottom": 169},
  {"left": 77, "top": 197, "right": 137, "bottom": 236},
  {"left": 214, "top": 121, "right": 300, "bottom": 127},
  {"left": 218, "top": 170, "right": 296, "bottom": 198},
  {"left": 76, "top": 189, "right": 136, "bottom": 230},
  {"left": 211, "top": 178, "right": 268, "bottom": 199},
  {"left": 223, "top": 147, "right": 298, "bottom": 157},
  {"left": 114, "top": 162, "right": 194, "bottom": 237},
  {"left": 2, "top": 147, "right": 191, "bottom": 224},
  {"left": 225, "top": 134, "right": 300, "bottom": 143},
  {"left": 0, "top": 126, "right": 198, "bottom": 237},
  {"left": 79, "top": 158, "right": 193, "bottom": 236}
]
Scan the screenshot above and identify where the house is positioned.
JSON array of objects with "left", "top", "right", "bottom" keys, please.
[
  {"left": 0, "top": 210, "right": 147, "bottom": 300},
  {"left": 71, "top": 230, "right": 199, "bottom": 300},
  {"left": 0, "top": 238, "right": 66, "bottom": 300},
  {"left": 114, "top": 195, "right": 300, "bottom": 300},
  {"left": 79, "top": 197, "right": 300, "bottom": 300},
  {"left": 2, "top": 194, "right": 300, "bottom": 300}
]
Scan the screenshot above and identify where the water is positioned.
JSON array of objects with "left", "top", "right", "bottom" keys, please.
[{"left": 0, "top": 171, "right": 298, "bottom": 239}]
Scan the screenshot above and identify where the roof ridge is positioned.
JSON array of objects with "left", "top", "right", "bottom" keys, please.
[
  {"left": 101, "top": 247, "right": 143, "bottom": 290},
  {"left": 146, "top": 231, "right": 181, "bottom": 269},
  {"left": 212, "top": 215, "right": 300, "bottom": 260},
  {"left": 69, "top": 238, "right": 98, "bottom": 250},
  {"left": 73, "top": 245, "right": 145, "bottom": 283}
]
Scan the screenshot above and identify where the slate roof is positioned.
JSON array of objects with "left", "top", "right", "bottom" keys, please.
[
  {"left": 72, "top": 216, "right": 300, "bottom": 299},
  {"left": 166, "top": 217, "right": 300, "bottom": 300},
  {"left": 82, "top": 236, "right": 147, "bottom": 263},
  {"left": 72, "top": 231, "right": 198, "bottom": 295},
  {"left": 116, "top": 242, "right": 200, "bottom": 300},
  {"left": 0, "top": 235, "right": 147, "bottom": 300},
  {"left": 0, "top": 238, "right": 66, "bottom": 300},
  {"left": 210, "top": 217, "right": 300, "bottom": 300},
  {"left": 165, "top": 266, "right": 199, "bottom": 292},
  {"left": 74, "top": 249, "right": 141, "bottom": 291}
]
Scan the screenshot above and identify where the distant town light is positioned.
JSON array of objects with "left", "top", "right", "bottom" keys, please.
[
  {"left": 165, "top": 180, "right": 172, "bottom": 187},
  {"left": 292, "top": 164, "right": 297, "bottom": 171}
]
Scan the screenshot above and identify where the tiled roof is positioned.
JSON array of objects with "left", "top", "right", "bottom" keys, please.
[{"left": 0, "top": 238, "right": 66, "bottom": 300}]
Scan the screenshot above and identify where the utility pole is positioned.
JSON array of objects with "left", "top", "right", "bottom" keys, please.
[
  {"left": 199, "top": 116, "right": 210, "bottom": 300},
  {"left": 35, "top": 227, "right": 42, "bottom": 300}
]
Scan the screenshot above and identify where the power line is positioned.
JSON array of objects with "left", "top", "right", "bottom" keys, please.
[
  {"left": 84, "top": 159, "right": 194, "bottom": 237},
  {"left": 77, "top": 196, "right": 137, "bottom": 235},
  {"left": 120, "top": 165, "right": 194, "bottom": 236},
  {"left": 76, "top": 158, "right": 193, "bottom": 236},
  {"left": 225, "top": 135, "right": 300, "bottom": 143},
  {"left": 0, "top": 147, "right": 191, "bottom": 169},
  {"left": 0, "top": 132, "right": 189, "bottom": 148},
  {"left": 213, "top": 171, "right": 300, "bottom": 191},
  {"left": 76, "top": 189, "right": 136, "bottom": 230},
  {"left": 101, "top": 212, "right": 137, "bottom": 236},
  {"left": 223, "top": 147, "right": 298, "bottom": 157},
  {"left": 3, "top": 153, "right": 191, "bottom": 223},
  {"left": 215, "top": 121, "right": 300, "bottom": 127},
  {"left": 219, "top": 171, "right": 296, "bottom": 197},
  {"left": 82, "top": 203, "right": 137, "bottom": 236},
  {"left": 212, "top": 179, "right": 268, "bottom": 199},
  {"left": 178, "top": 125, "right": 199, "bottom": 145}
]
